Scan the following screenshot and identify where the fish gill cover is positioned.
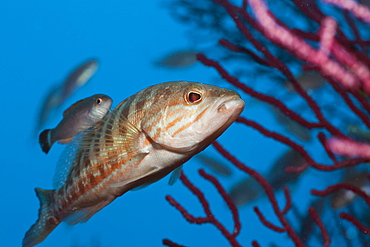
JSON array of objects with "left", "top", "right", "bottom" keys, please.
[{"left": 1, "top": 0, "right": 370, "bottom": 247}]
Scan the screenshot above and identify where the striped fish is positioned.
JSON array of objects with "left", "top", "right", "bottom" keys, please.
[{"left": 23, "top": 81, "right": 244, "bottom": 247}]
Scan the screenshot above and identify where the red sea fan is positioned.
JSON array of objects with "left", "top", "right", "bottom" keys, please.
[{"left": 163, "top": 0, "right": 370, "bottom": 246}]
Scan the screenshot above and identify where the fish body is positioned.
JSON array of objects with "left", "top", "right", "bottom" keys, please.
[
  {"left": 230, "top": 149, "right": 306, "bottom": 207},
  {"left": 285, "top": 71, "right": 326, "bottom": 92},
  {"left": 58, "top": 59, "right": 99, "bottom": 105},
  {"left": 331, "top": 169, "right": 370, "bottom": 209},
  {"left": 196, "top": 154, "right": 232, "bottom": 176},
  {"left": 34, "top": 85, "right": 61, "bottom": 136},
  {"left": 230, "top": 177, "right": 262, "bottom": 206},
  {"left": 155, "top": 50, "right": 198, "bottom": 68},
  {"left": 266, "top": 149, "right": 306, "bottom": 190},
  {"left": 39, "top": 94, "right": 113, "bottom": 154},
  {"left": 24, "top": 81, "right": 244, "bottom": 246}
]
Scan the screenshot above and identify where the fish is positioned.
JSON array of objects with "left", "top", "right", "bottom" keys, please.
[
  {"left": 230, "top": 177, "right": 263, "bottom": 206},
  {"left": 155, "top": 50, "right": 198, "bottom": 68},
  {"left": 270, "top": 105, "right": 311, "bottom": 141},
  {"left": 196, "top": 154, "right": 232, "bottom": 176},
  {"left": 285, "top": 71, "right": 326, "bottom": 92},
  {"left": 347, "top": 124, "right": 370, "bottom": 143},
  {"left": 266, "top": 149, "right": 306, "bottom": 191},
  {"left": 34, "top": 85, "right": 62, "bottom": 137},
  {"left": 57, "top": 59, "right": 99, "bottom": 106},
  {"left": 39, "top": 94, "right": 113, "bottom": 154},
  {"left": 229, "top": 149, "right": 306, "bottom": 207},
  {"left": 23, "top": 81, "right": 245, "bottom": 247},
  {"left": 331, "top": 169, "right": 370, "bottom": 209}
]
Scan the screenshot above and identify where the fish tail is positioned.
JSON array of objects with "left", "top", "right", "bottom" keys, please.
[
  {"left": 39, "top": 129, "right": 52, "bottom": 154},
  {"left": 23, "top": 188, "right": 60, "bottom": 247}
]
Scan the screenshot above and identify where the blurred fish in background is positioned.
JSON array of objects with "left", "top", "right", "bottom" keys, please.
[
  {"left": 331, "top": 169, "right": 370, "bottom": 209},
  {"left": 230, "top": 149, "right": 306, "bottom": 206},
  {"left": 196, "top": 153, "right": 232, "bottom": 176},
  {"left": 266, "top": 149, "right": 306, "bottom": 191},
  {"left": 284, "top": 71, "right": 326, "bottom": 93},
  {"left": 347, "top": 124, "right": 370, "bottom": 143},
  {"left": 230, "top": 176, "right": 263, "bottom": 206},
  {"left": 57, "top": 59, "right": 99, "bottom": 107},
  {"left": 154, "top": 50, "right": 198, "bottom": 68},
  {"left": 270, "top": 106, "right": 312, "bottom": 141},
  {"left": 34, "top": 59, "right": 99, "bottom": 138},
  {"left": 39, "top": 94, "right": 113, "bottom": 154}
]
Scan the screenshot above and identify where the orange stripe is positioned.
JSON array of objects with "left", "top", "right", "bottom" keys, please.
[{"left": 171, "top": 105, "right": 210, "bottom": 137}]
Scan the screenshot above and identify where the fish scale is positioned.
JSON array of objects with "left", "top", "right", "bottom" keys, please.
[{"left": 23, "top": 81, "right": 245, "bottom": 247}]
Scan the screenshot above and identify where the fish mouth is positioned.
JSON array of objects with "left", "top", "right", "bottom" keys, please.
[{"left": 217, "top": 95, "right": 245, "bottom": 113}]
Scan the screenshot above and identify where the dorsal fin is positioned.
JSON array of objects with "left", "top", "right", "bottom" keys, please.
[{"left": 62, "top": 97, "right": 87, "bottom": 117}]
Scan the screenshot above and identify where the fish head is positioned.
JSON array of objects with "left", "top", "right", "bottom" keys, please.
[
  {"left": 143, "top": 81, "right": 244, "bottom": 153},
  {"left": 88, "top": 94, "right": 113, "bottom": 121}
]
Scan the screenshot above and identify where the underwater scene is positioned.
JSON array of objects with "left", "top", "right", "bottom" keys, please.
[{"left": 1, "top": 0, "right": 370, "bottom": 246}]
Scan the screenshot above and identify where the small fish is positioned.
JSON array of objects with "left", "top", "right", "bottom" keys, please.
[
  {"left": 155, "top": 50, "right": 198, "bottom": 68},
  {"left": 230, "top": 177, "right": 263, "bottom": 206},
  {"left": 285, "top": 71, "right": 326, "bottom": 92},
  {"left": 229, "top": 149, "right": 306, "bottom": 207},
  {"left": 266, "top": 149, "right": 306, "bottom": 191},
  {"left": 39, "top": 94, "right": 113, "bottom": 154},
  {"left": 34, "top": 85, "right": 62, "bottom": 136},
  {"left": 347, "top": 124, "right": 370, "bottom": 142},
  {"left": 23, "top": 81, "right": 244, "bottom": 246},
  {"left": 58, "top": 59, "right": 99, "bottom": 106},
  {"left": 270, "top": 106, "right": 311, "bottom": 141},
  {"left": 331, "top": 169, "right": 370, "bottom": 209},
  {"left": 196, "top": 154, "right": 232, "bottom": 176}
]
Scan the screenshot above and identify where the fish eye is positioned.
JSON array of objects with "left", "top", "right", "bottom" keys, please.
[
  {"left": 185, "top": 90, "right": 202, "bottom": 104},
  {"left": 96, "top": 98, "right": 102, "bottom": 105}
]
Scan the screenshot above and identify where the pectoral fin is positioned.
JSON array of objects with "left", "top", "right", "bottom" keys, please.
[
  {"left": 168, "top": 165, "right": 183, "bottom": 185},
  {"left": 110, "top": 166, "right": 160, "bottom": 189},
  {"left": 61, "top": 200, "right": 111, "bottom": 226}
]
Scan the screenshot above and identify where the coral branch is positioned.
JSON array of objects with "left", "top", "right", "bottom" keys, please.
[
  {"left": 308, "top": 207, "right": 331, "bottom": 247},
  {"left": 247, "top": 0, "right": 361, "bottom": 91},
  {"left": 253, "top": 206, "right": 285, "bottom": 232},
  {"left": 165, "top": 170, "right": 242, "bottom": 247},
  {"left": 328, "top": 138, "right": 370, "bottom": 159},
  {"left": 339, "top": 212, "right": 370, "bottom": 234},
  {"left": 311, "top": 183, "right": 370, "bottom": 206},
  {"left": 212, "top": 141, "right": 305, "bottom": 246},
  {"left": 281, "top": 187, "right": 292, "bottom": 215},
  {"left": 323, "top": 0, "right": 370, "bottom": 23},
  {"left": 163, "top": 239, "right": 186, "bottom": 247}
]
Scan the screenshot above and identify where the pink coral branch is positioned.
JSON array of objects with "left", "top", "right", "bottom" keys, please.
[
  {"left": 323, "top": 0, "right": 370, "bottom": 23},
  {"left": 247, "top": 0, "right": 361, "bottom": 91},
  {"left": 328, "top": 138, "right": 370, "bottom": 159},
  {"left": 318, "top": 17, "right": 337, "bottom": 58}
]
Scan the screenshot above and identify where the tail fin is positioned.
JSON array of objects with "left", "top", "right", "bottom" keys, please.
[
  {"left": 22, "top": 188, "right": 59, "bottom": 247},
  {"left": 39, "top": 129, "right": 52, "bottom": 154}
]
